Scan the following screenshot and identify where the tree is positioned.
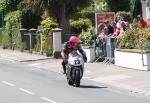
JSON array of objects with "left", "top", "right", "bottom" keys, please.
[
  {"left": 18, "top": 0, "right": 93, "bottom": 34},
  {"left": 0, "top": 0, "right": 22, "bottom": 27},
  {"left": 105, "top": 0, "right": 131, "bottom": 12},
  {"left": 130, "top": 0, "right": 142, "bottom": 19},
  {"left": 52, "top": 0, "right": 93, "bottom": 34},
  {"left": 18, "top": 0, "right": 44, "bottom": 29},
  {"left": 0, "top": 0, "right": 22, "bottom": 12}
]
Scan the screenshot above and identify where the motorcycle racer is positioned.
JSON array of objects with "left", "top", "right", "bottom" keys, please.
[{"left": 61, "top": 36, "right": 87, "bottom": 74}]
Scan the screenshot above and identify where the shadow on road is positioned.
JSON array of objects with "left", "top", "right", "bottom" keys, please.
[{"left": 79, "top": 85, "right": 107, "bottom": 89}]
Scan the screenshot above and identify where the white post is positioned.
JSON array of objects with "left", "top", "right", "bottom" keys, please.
[
  {"left": 29, "top": 33, "right": 32, "bottom": 53},
  {"left": 141, "top": 0, "right": 147, "bottom": 20},
  {"left": 40, "top": 33, "right": 43, "bottom": 55},
  {"left": 52, "top": 28, "right": 62, "bottom": 58},
  {"left": 29, "top": 28, "right": 37, "bottom": 53}
]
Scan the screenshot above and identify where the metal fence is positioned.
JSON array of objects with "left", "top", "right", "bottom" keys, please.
[{"left": 94, "top": 37, "right": 116, "bottom": 64}]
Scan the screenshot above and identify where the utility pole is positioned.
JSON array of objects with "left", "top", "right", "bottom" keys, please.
[
  {"left": 0, "top": 12, "right": 3, "bottom": 27},
  {"left": 0, "top": 0, "right": 8, "bottom": 27},
  {"left": 94, "top": 0, "right": 97, "bottom": 12}
]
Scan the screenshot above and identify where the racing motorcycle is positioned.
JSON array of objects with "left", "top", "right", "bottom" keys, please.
[{"left": 65, "top": 50, "right": 84, "bottom": 87}]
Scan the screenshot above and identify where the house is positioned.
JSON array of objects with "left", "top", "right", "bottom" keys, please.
[{"left": 141, "top": 0, "right": 150, "bottom": 24}]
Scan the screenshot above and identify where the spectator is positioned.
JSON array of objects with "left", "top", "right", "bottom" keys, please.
[
  {"left": 137, "top": 15, "right": 148, "bottom": 28},
  {"left": 103, "top": 21, "right": 114, "bottom": 37},
  {"left": 97, "top": 23, "right": 105, "bottom": 56},
  {"left": 97, "top": 23, "right": 104, "bottom": 34},
  {"left": 110, "top": 21, "right": 119, "bottom": 37},
  {"left": 116, "top": 16, "right": 121, "bottom": 29},
  {"left": 115, "top": 15, "right": 121, "bottom": 23},
  {"left": 120, "top": 18, "right": 126, "bottom": 31},
  {"left": 114, "top": 27, "right": 120, "bottom": 37}
]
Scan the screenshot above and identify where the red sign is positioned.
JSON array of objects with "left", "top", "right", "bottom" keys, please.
[{"left": 95, "top": 12, "right": 115, "bottom": 34}]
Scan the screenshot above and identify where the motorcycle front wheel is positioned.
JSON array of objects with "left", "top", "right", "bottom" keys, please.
[
  {"left": 67, "top": 78, "right": 74, "bottom": 85},
  {"left": 74, "top": 70, "right": 80, "bottom": 87}
]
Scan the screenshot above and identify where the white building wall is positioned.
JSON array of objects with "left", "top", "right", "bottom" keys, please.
[
  {"left": 141, "top": 0, "right": 150, "bottom": 23},
  {"left": 115, "top": 50, "right": 150, "bottom": 71}
]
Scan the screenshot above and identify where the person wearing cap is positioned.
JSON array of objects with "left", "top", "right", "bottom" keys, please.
[{"left": 137, "top": 15, "right": 148, "bottom": 28}]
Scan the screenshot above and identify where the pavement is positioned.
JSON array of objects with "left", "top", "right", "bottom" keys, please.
[
  {"left": 0, "top": 48, "right": 51, "bottom": 62},
  {"left": 0, "top": 48, "right": 150, "bottom": 97}
]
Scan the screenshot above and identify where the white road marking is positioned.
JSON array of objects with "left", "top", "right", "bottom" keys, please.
[
  {"left": 91, "top": 75, "right": 131, "bottom": 82},
  {"left": 28, "top": 62, "right": 61, "bottom": 68},
  {"left": 131, "top": 90, "right": 150, "bottom": 97},
  {"left": 28, "top": 63, "right": 42, "bottom": 66},
  {"left": 83, "top": 77, "right": 90, "bottom": 79},
  {"left": 85, "top": 71, "right": 92, "bottom": 74},
  {"left": 131, "top": 90, "right": 140, "bottom": 93},
  {"left": 0, "top": 58, "right": 15, "bottom": 63},
  {"left": 145, "top": 94, "right": 150, "bottom": 96},
  {"left": 47, "top": 65, "right": 60, "bottom": 68},
  {"left": 40, "top": 97, "right": 57, "bottom": 103},
  {"left": 19, "top": 88, "right": 34, "bottom": 95},
  {"left": 2, "top": 81, "right": 15, "bottom": 87}
]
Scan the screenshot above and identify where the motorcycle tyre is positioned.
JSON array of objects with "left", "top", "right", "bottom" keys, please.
[
  {"left": 67, "top": 78, "right": 74, "bottom": 86},
  {"left": 74, "top": 70, "right": 80, "bottom": 87}
]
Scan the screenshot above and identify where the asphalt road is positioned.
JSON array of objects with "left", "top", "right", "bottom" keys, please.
[{"left": 0, "top": 59, "right": 150, "bottom": 103}]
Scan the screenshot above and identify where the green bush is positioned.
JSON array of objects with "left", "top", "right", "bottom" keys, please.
[
  {"left": 117, "top": 29, "right": 138, "bottom": 49},
  {"left": 75, "top": 6, "right": 95, "bottom": 24},
  {"left": 34, "top": 38, "right": 41, "bottom": 52},
  {"left": 1, "top": 10, "right": 25, "bottom": 50},
  {"left": 130, "top": 18, "right": 138, "bottom": 28},
  {"left": 70, "top": 18, "right": 92, "bottom": 34},
  {"left": 117, "top": 28, "right": 150, "bottom": 50},
  {"left": 1, "top": 30, "right": 11, "bottom": 49},
  {"left": 46, "top": 47, "right": 53, "bottom": 57},
  {"left": 138, "top": 28, "right": 150, "bottom": 50},
  {"left": 79, "top": 26, "right": 95, "bottom": 46},
  {"left": 38, "top": 17, "right": 57, "bottom": 52},
  {"left": 19, "top": 42, "right": 27, "bottom": 51},
  {"left": 116, "top": 11, "right": 131, "bottom": 22}
]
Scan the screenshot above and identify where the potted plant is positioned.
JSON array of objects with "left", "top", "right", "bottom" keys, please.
[
  {"left": 115, "top": 27, "right": 150, "bottom": 70},
  {"left": 79, "top": 26, "right": 96, "bottom": 62},
  {"left": 38, "top": 17, "right": 57, "bottom": 55}
]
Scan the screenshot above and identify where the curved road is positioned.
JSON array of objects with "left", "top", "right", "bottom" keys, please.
[{"left": 0, "top": 59, "right": 150, "bottom": 103}]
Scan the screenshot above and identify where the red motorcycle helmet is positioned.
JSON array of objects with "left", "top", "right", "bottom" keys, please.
[
  {"left": 69, "top": 36, "right": 79, "bottom": 49},
  {"left": 69, "top": 36, "right": 79, "bottom": 43}
]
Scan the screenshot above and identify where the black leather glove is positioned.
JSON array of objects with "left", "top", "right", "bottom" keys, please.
[
  {"left": 63, "top": 59, "right": 68, "bottom": 64},
  {"left": 84, "top": 56, "right": 87, "bottom": 62}
]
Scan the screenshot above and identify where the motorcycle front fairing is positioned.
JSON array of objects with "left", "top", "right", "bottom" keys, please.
[
  {"left": 66, "top": 50, "right": 84, "bottom": 80},
  {"left": 68, "top": 50, "right": 84, "bottom": 68}
]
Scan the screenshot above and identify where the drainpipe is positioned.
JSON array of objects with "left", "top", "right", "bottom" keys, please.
[{"left": 141, "top": 31, "right": 150, "bottom": 66}]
